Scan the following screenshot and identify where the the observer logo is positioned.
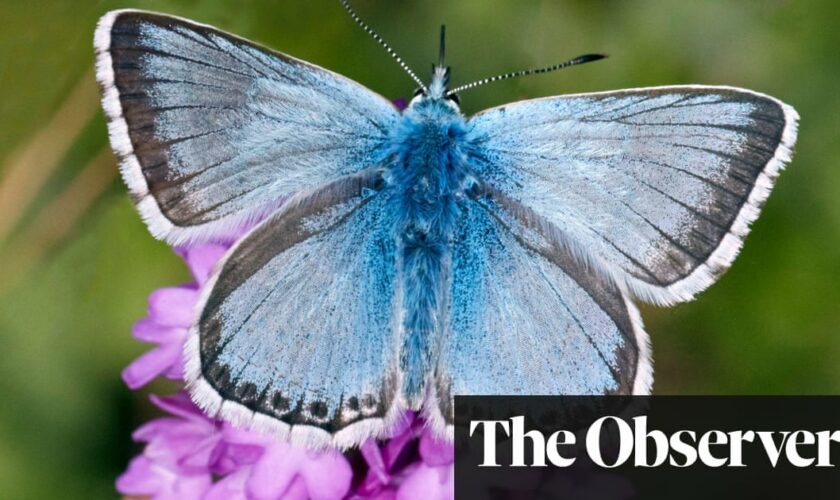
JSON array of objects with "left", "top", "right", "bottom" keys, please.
[
  {"left": 455, "top": 396, "right": 840, "bottom": 499},
  {"left": 470, "top": 415, "right": 840, "bottom": 468}
]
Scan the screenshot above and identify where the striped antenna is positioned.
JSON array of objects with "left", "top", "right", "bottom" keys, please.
[
  {"left": 339, "top": 0, "right": 427, "bottom": 92},
  {"left": 446, "top": 53, "right": 607, "bottom": 96}
]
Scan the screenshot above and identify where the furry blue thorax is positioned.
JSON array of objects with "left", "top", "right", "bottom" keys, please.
[{"left": 383, "top": 97, "right": 471, "bottom": 402}]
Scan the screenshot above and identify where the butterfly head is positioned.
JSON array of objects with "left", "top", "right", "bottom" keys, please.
[{"left": 409, "top": 25, "right": 461, "bottom": 111}]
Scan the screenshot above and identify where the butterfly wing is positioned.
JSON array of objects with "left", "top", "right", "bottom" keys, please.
[
  {"left": 184, "top": 171, "right": 404, "bottom": 449},
  {"left": 95, "top": 10, "right": 398, "bottom": 245},
  {"left": 466, "top": 86, "right": 798, "bottom": 304},
  {"left": 428, "top": 190, "right": 651, "bottom": 434}
]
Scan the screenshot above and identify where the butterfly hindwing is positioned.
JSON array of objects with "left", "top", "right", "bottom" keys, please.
[
  {"left": 95, "top": 10, "right": 398, "bottom": 245},
  {"left": 428, "top": 189, "right": 651, "bottom": 432},
  {"left": 184, "top": 171, "right": 405, "bottom": 449},
  {"left": 466, "top": 86, "right": 798, "bottom": 305}
]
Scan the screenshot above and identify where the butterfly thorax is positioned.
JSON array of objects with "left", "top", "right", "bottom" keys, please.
[
  {"left": 387, "top": 99, "right": 470, "bottom": 222},
  {"left": 384, "top": 98, "right": 471, "bottom": 404}
]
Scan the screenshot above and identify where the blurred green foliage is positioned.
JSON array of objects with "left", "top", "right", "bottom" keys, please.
[{"left": 0, "top": 0, "right": 837, "bottom": 497}]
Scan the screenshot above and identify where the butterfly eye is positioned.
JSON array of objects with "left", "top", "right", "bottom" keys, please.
[
  {"left": 413, "top": 88, "right": 424, "bottom": 97},
  {"left": 446, "top": 93, "right": 461, "bottom": 106}
]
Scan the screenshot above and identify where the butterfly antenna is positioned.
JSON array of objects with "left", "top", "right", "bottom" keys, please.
[
  {"left": 438, "top": 24, "right": 446, "bottom": 68},
  {"left": 446, "top": 53, "right": 607, "bottom": 96},
  {"left": 339, "top": 0, "right": 427, "bottom": 92}
]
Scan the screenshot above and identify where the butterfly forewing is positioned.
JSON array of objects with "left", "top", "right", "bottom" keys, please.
[
  {"left": 466, "top": 86, "right": 798, "bottom": 305},
  {"left": 95, "top": 10, "right": 398, "bottom": 245}
]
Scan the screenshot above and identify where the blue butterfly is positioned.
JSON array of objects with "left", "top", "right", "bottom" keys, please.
[{"left": 95, "top": 3, "right": 798, "bottom": 449}]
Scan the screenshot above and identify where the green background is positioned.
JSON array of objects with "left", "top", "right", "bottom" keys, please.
[{"left": 0, "top": 0, "right": 837, "bottom": 497}]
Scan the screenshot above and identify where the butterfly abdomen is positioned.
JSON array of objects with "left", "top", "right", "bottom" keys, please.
[
  {"left": 386, "top": 100, "right": 470, "bottom": 404},
  {"left": 399, "top": 229, "right": 447, "bottom": 403}
]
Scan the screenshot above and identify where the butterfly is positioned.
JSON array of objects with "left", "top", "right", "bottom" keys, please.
[{"left": 94, "top": 4, "right": 798, "bottom": 449}]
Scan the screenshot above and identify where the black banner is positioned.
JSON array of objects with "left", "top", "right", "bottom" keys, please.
[{"left": 454, "top": 396, "right": 840, "bottom": 499}]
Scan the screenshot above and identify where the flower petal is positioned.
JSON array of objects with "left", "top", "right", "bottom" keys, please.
[
  {"left": 132, "top": 318, "right": 181, "bottom": 343},
  {"left": 132, "top": 417, "right": 183, "bottom": 442},
  {"left": 361, "top": 439, "right": 390, "bottom": 484},
  {"left": 143, "top": 430, "right": 210, "bottom": 467},
  {"left": 397, "top": 463, "right": 453, "bottom": 500},
  {"left": 121, "top": 343, "right": 181, "bottom": 389},
  {"left": 150, "top": 392, "right": 205, "bottom": 421},
  {"left": 300, "top": 449, "right": 353, "bottom": 500},
  {"left": 367, "top": 487, "right": 399, "bottom": 500},
  {"left": 164, "top": 354, "right": 185, "bottom": 380},
  {"left": 204, "top": 467, "right": 250, "bottom": 500},
  {"left": 157, "top": 473, "right": 212, "bottom": 500},
  {"left": 219, "top": 442, "right": 265, "bottom": 470},
  {"left": 245, "top": 443, "right": 300, "bottom": 499},
  {"left": 182, "top": 244, "right": 228, "bottom": 285},
  {"left": 419, "top": 430, "right": 454, "bottom": 466},
  {"left": 283, "top": 476, "right": 310, "bottom": 500},
  {"left": 148, "top": 286, "right": 198, "bottom": 327},
  {"left": 382, "top": 416, "right": 420, "bottom": 470},
  {"left": 177, "top": 435, "right": 221, "bottom": 472},
  {"left": 116, "top": 456, "right": 161, "bottom": 495}
]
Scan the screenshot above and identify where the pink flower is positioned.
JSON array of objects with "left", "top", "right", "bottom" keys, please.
[{"left": 118, "top": 240, "right": 454, "bottom": 498}]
